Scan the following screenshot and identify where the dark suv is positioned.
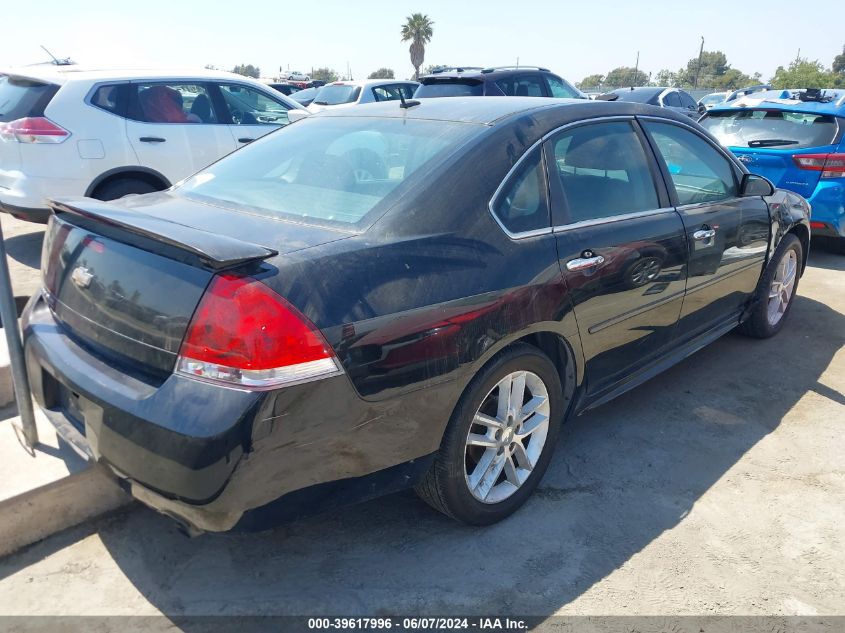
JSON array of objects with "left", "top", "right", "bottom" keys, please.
[{"left": 414, "top": 66, "right": 585, "bottom": 99}]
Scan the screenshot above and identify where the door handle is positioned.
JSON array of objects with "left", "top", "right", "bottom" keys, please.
[
  {"left": 566, "top": 255, "right": 605, "bottom": 271},
  {"left": 238, "top": 137, "right": 255, "bottom": 143},
  {"left": 693, "top": 228, "right": 716, "bottom": 240},
  {"left": 139, "top": 137, "right": 166, "bottom": 143}
]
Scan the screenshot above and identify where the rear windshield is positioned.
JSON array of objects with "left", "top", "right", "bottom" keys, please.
[
  {"left": 0, "top": 76, "right": 58, "bottom": 122},
  {"left": 611, "top": 89, "right": 660, "bottom": 104},
  {"left": 701, "top": 109, "right": 839, "bottom": 149},
  {"left": 177, "top": 116, "right": 483, "bottom": 228},
  {"left": 312, "top": 85, "right": 361, "bottom": 106},
  {"left": 415, "top": 80, "right": 484, "bottom": 98},
  {"left": 700, "top": 94, "right": 727, "bottom": 106}
]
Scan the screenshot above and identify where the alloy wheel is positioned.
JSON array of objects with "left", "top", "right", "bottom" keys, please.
[
  {"left": 464, "top": 370, "right": 550, "bottom": 504},
  {"left": 767, "top": 250, "right": 798, "bottom": 326}
]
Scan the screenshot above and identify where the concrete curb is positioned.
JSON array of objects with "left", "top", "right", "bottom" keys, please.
[{"left": 0, "top": 463, "right": 130, "bottom": 559}]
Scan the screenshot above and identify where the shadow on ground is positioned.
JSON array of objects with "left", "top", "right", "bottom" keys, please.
[
  {"left": 3, "top": 231, "right": 44, "bottom": 270},
  {"left": 0, "top": 253, "right": 842, "bottom": 623}
]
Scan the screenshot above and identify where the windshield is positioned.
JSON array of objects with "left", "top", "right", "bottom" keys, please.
[
  {"left": 177, "top": 116, "right": 483, "bottom": 228},
  {"left": 415, "top": 80, "right": 484, "bottom": 98},
  {"left": 700, "top": 94, "right": 726, "bottom": 106},
  {"left": 312, "top": 85, "right": 361, "bottom": 106},
  {"left": 0, "top": 76, "right": 58, "bottom": 121},
  {"left": 701, "top": 109, "right": 839, "bottom": 149},
  {"left": 292, "top": 88, "right": 316, "bottom": 104}
]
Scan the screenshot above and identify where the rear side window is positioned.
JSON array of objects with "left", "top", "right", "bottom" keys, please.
[
  {"left": 495, "top": 75, "right": 546, "bottom": 97},
  {"left": 700, "top": 109, "right": 839, "bottom": 149},
  {"left": 312, "top": 85, "right": 361, "bottom": 106},
  {"left": 89, "top": 84, "right": 128, "bottom": 116},
  {"left": 130, "top": 83, "right": 219, "bottom": 124},
  {"left": 415, "top": 80, "right": 484, "bottom": 98},
  {"left": 491, "top": 148, "right": 550, "bottom": 235},
  {"left": 644, "top": 121, "right": 738, "bottom": 205},
  {"left": 0, "top": 76, "right": 58, "bottom": 122},
  {"left": 178, "top": 117, "right": 483, "bottom": 228},
  {"left": 550, "top": 121, "right": 659, "bottom": 224}
]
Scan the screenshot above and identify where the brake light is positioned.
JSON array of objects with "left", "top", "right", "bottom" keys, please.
[
  {"left": 793, "top": 153, "right": 845, "bottom": 178},
  {"left": 177, "top": 274, "right": 341, "bottom": 389},
  {"left": 0, "top": 117, "right": 70, "bottom": 143},
  {"left": 810, "top": 221, "right": 827, "bottom": 229}
]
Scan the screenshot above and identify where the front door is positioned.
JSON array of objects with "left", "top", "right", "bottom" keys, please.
[
  {"left": 214, "top": 83, "right": 292, "bottom": 148},
  {"left": 126, "top": 81, "right": 237, "bottom": 184},
  {"left": 640, "top": 119, "right": 770, "bottom": 339},
  {"left": 547, "top": 119, "right": 689, "bottom": 395}
]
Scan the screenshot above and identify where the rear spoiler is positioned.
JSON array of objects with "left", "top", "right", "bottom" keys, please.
[{"left": 49, "top": 198, "right": 278, "bottom": 270}]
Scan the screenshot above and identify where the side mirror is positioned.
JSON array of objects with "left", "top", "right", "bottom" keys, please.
[
  {"left": 740, "top": 173, "right": 775, "bottom": 197},
  {"left": 698, "top": 103, "right": 706, "bottom": 114},
  {"left": 287, "top": 109, "right": 310, "bottom": 124}
]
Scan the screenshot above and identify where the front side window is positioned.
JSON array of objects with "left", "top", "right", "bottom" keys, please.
[
  {"left": 178, "top": 117, "right": 483, "bottom": 228},
  {"left": 679, "top": 91, "right": 698, "bottom": 109},
  {"left": 218, "top": 84, "right": 290, "bottom": 126},
  {"left": 491, "top": 148, "right": 550, "bottom": 234},
  {"left": 131, "top": 83, "right": 218, "bottom": 124},
  {"left": 550, "top": 121, "right": 659, "bottom": 223},
  {"left": 663, "top": 91, "right": 681, "bottom": 107},
  {"left": 700, "top": 109, "right": 839, "bottom": 149},
  {"left": 546, "top": 75, "right": 580, "bottom": 99},
  {"left": 371, "top": 84, "right": 414, "bottom": 102},
  {"left": 643, "top": 121, "right": 738, "bottom": 205}
]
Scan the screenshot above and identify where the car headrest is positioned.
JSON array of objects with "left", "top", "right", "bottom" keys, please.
[{"left": 562, "top": 130, "right": 633, "bottom": 171}]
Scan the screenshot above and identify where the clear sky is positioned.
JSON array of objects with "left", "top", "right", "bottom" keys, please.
[{"left": 1, "top": 0, "right": 841, "bottom": 84}]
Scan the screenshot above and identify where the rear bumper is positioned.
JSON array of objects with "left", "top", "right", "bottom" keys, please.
[
  {"left": 0, "top": 169, "right": 88, "bottom": 223},
  {"left": 22, "top": 292, "right": 446, "bottom": 532},
  {"left": 807, "top": 181, "right": 845, "bottom": 237}
]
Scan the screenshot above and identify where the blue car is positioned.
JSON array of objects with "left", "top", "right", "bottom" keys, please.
[{"left": 701, "top": 88, "right": 845, "bottom": 252}]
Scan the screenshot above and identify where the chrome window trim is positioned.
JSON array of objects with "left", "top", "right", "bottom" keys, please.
[{"left": 552, "top": 207, "right": 678, "bottom": 233}]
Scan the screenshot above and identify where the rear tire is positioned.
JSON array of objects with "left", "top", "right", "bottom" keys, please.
[
  {"left": 93, "top": 178, "right": 160, "bottom": 201},
  {"left": 415, "top": 344, "right": 563, "bottom": 525},
  {"left": 740, "top": 233, "right": 802, "bottom": 339}
]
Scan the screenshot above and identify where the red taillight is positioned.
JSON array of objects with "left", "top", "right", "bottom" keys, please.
[
  {"left": 810, "top": 221, "right": 827, "bottom": 229},
  {"left": 793, "top": 153, "right": 845, "bottom": 178},
  {"left": 0, "top": 117, "right": 70, "bottom": 144},
  {"left": 177, "top": 274, "right": 341, "bottom": 389}
]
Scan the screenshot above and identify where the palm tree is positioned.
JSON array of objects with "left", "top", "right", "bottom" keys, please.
[{"left": 401, "top": 13, "right": 434, "bottom": 80}]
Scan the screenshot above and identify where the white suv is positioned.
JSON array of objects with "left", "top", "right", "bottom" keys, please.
[{"left": 0, "top": 65, "right": 303, "bottom": 222}]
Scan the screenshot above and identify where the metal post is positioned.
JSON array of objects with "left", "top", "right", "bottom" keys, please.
[
  {"left": 694, "top": 36, "right": 705, "bottom": 90},
  {"left": 0, "top": 219, "right": 38, "bottom": 447}
]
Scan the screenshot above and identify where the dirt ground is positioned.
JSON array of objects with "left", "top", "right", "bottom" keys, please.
[{"left": 0, "top": 214, "right": 843, "bottom": 620}]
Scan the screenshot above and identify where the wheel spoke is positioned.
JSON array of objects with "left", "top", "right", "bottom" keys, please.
[
  {"left": 519, "top": 395, "right": 546, "bottom": 422},
  {"left": 468, "top": 449, "right": 496, "bottom": 491},
  {"left": 475, "top": 454, "right": 506, "bottom": 501},
  {"left": 496, "top": 374, "right": 513, "bottom": 421},
  {"left": 517, "top": 412, "right": 548, "bottom": 439},
  {"left": 508, "top": 372, "right": 526, "bottom": 420},
  {"left": 467, "top": 433, "right": 498, "bottom": 449},
  {"left": 511, "top": 441, "right": 533, "bottom": 470},
  {"left": 474, "top": 412, "right": 505, "bottom": 431},
  {"left": 503, "top": 454, "right": 521, "bottom": 487}
]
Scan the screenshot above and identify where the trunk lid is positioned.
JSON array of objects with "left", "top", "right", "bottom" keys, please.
[
  {"left": 730, "top": 145, "right": 837, "bottom": 199},
  {"left": 41, "top": 194, "right": 350, "bottom": 378}
]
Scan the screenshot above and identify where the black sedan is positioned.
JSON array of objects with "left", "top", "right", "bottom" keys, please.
[
  {"left": 23, "top": 97, "right": 810, "bottom": 533},
  {"left": 598, "top": 86, "right": 705, "bottom": 119}
]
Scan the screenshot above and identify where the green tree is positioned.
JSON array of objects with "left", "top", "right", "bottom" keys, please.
[
  {"left": 311, "top": 67, "right": 339, "bottom": 83},
  {"left": 604, "top": 66, "right": 648, "bottom": 88},
  {"left": 368, "top": 68, "right": 395, "bottom": 79},
  {"left": 653, "top": 68, "right": 678, "bottom": 86},
  {"left": 401, "top": 13, "right": 434, "bottom": 80},
  {"left": 771, "top": 58, "right": 836, "bottom": 89},
  {"left": 833, "top": 45, "right": 845, "bottom": 74},
  {"left": 232, "top": 64, "right": 260, "bottom": 79},
  {"left": 577, "top": 74, "right": 604, "bottom": 89}
]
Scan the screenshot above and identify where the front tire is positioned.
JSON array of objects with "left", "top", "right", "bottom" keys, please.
[
  {"left": 740, "top": 233, "right": 802, "bottom": 339},
  {"left": 415, "top": 344, "right": 563, "bottom": 525}
]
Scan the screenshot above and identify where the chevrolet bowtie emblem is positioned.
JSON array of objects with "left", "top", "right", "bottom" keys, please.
[{"left": 71, "top": 266, "right": 94, "bottom": 289}]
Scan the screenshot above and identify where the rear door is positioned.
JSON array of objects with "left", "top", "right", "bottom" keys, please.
[
  {"left": 547, "top": 118, "right": 688, "bottom": 395},
  {"left": 641, "top": 118, "right": 770, "bottom": 338},
  {"left": 213, "top": 82, "right": 292, "bottom": 148},
  {"left": 126, "top": 81, "right": 237, "bottom": 184}
]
